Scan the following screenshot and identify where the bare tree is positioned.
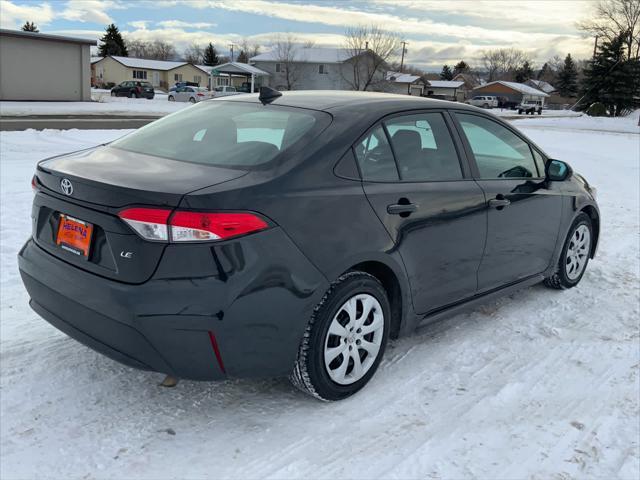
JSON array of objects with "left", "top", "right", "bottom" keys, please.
[
  {"left": 481, "top": 48, "right": 531, "bottom": 81},
  {"left": 125, "top": 39, "right": 150, "bottom": 58},
  {"left": 270, "top": 33, "right": 301, "bottom": 90},
  {"left": 239, "top": 38, "right": 261, "bottom": 60},
  {"left": 149, "top": 40, "right": 176, "bottom": 60},
  {"left": 578, "top": 0, "right": 640, "bottom": 59},
  {"left": 183, "top": 43, "right": 204, "bottom": 64},
  {"left": 343, "top": 25, "right": 400, "bottom": 91}
]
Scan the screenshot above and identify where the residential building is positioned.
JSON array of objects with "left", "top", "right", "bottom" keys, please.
[
  {"left": 423, "top": 80, "right": 465, "bottom": 101},
  {"left": 250, "top": 47, "right": 386, "bottom": 91},
  {"left": 92, "top": 56, "right": 209, "bottom": 91},
  {"left": 525, "top": 79, "right": 556, "bottom": 94},
  {"left": 452, "top": 73, "right": 480, "bottom": 100},
  {"left": 472, "top": 81, "right": 550, "bottom": 107},
  {"left": 0, "top": 29, "right": 95, "bottom": 101},
  {"left": 385, "top": 72, "right": 424, "bottom": 96}
]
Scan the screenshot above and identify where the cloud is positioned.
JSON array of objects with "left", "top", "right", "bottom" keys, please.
[
  {"left": 156, "top": 20, "right": 217, "bottom": 28},
  {"left": 128, "top": 20, "right": 150, "bottom": 29},
  {"left": 0, "top": 0, "right": 55, "bottom": 29},
  {"left": 59, "top": 0, "right": 122, "bottom": 24}
]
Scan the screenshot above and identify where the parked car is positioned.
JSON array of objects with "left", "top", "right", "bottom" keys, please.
[
  {"left": 168, "top": 81, "right": 200, "bottom": 93},
  {"left": 213, "top": 85, "right": 242, "bottom": 97},
  {"left": 168, "top": 86, "right": 214, "bottom": 103},
  {"left": 110, "top": 81, "right": 154, "bottom": 99},
  {"left": 20, "top": 91, "right": 599, "bottom": 401},
  {"left": 469, "top": 95, "right": 499, "bottom": 108},
  {"left": 518, "top": 99, "right": 543, "bottom": 115}
]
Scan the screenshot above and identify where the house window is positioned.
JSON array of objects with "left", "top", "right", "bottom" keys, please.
[
  {"left": 194, "top": 75, "right": 202, "bottom": 84},
  {"left": 318, "top": 64, "right": 328, "bottom": 75},
  {"left": 275, "top": 63, "right": 283, "bottom": 73},
  {"left": 216, "top": 77, "right": 229, "bottom": 86},
  {"left": 174, "top": 73, "right": 183, "bottom": 82},
  {"left": 132, "top": 70, "right": 147, "bottom": 79}
]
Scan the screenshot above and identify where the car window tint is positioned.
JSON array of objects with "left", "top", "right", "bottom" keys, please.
[
  {"left": 457, "top": 113, "right": 537, "bottom": 179},
  {"left": 385, "top": 113, "right": 462, "bottom": 181},
  {"left": 531, "top": 148, "right": 546, "bottom": 176},
  {"left": 354, "top": 126, "right": 398, "bottom": 181},
  {"left": 111, "top": 102, "right": 325, "bottom": 169}
]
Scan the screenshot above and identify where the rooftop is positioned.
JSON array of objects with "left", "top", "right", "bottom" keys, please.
[
  {"left": 478, "top": 80, "right": 550, "bottom": 97},
  {"left": 250, "top": 47, "right": 354, "bottom": 64},
  {"left": 0, "top": 28, "right": 96, "bottom": 45},
  {"left": 100, "top": 56, "right": 192, "bottom": 71},
  {"left": 426, "top": 80, "right": 465, "bottom": 88},
  {"left": 386, "top": 72, "right": 422, "bottom": 84}
]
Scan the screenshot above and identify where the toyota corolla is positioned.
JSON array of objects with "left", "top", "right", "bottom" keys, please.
[{"left": 18, "top": 89, "right": 600, "bottom": 400}]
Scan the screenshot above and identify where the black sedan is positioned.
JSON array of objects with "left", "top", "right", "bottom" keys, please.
[
  {"left": 19, "top": 89, "right": 599, "bottom": 401},
  {"left": 110, "top": 81, "right": 154, "bottom": 99}
]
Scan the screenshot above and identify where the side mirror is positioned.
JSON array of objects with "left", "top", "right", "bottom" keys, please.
[{"left": 546, "top": 159, "right": 573, "bottom": 181}]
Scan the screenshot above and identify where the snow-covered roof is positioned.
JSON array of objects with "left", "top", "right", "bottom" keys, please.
[
  {"left": 107, "top": 56, "right": 190, "bottom": 71},
  {"left": 250, "top": 47, "right": 354, "bottom": 64},
  {"left": 527, "top": 79, "right": 556, "bottom": 94},
  {"left": 90, "top": 56, "right": 103, "bottom": 64},
  {"left": 480, "top": 81, "right": 550, "bottom": 97},
  {"left": 386, "top": 71, "right": 421, "bottom": 83},
  {"left": 427, "top": 80, "right": 464, "bottom": 88},
  {"left": 214, "top": 62, "right": 270, "bottom": 76}
]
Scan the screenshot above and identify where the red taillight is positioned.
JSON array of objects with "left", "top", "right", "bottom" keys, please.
[
  {"left": 31, "top": 175, "right": 37, "bottom": 192},
  {"left": 118, "top": 208, "right": 268, "bottom": 242},
  {"left": 197, "top": 93, "right": 204, "bottom": 97}
]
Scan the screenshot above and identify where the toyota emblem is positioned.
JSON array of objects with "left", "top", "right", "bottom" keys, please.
[{"left": 60, "top": 178, "right": 73, "bottom": 196}]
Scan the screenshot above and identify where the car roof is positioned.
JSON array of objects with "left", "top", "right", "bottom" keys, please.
[{"left": 219, "top": 90, "right": 478, "bottom": 115}]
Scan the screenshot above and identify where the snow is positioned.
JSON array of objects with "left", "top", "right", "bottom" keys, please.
[
  {"left": 0, "top": 96, "right": 186, "bottom": 116},
  {"left": 482, "top": 80, "right": 551, "bottom": 97},
  {"left": 1, "top": 117, "right": 639, "bottom": 479}
]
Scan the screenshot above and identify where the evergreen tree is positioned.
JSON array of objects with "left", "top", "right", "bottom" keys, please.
[
  {"left": 98, "top": 24, "right": 128, "bottom": 57},
  {"left": 514, "top": 60, "right": 533, "bottom": 83},
  {"left": 581, "top": 31, "right": 640, "bottom": 116},
  {"left": 237, "top": 49, "right": 249, "bottom": 63},
  {"left": 440, "top": 64, "right": 453, "bottom": 80},
  {"left": 453, "top": 60, "right": 470, "bottom": 75},
  {"left": 556, "top": 53, "right": 578, "bottom": 97},
  {"left": 21, "top": 21, "right": 39, "bottom": 32},
  {"left": 202, "top": 42, "right": 219, "bottom": 66}
]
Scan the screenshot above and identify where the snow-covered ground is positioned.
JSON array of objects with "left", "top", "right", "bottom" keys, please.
[
  {"left": 1, "top": 116, "right": 638, "bottom": 479},
  {"left": 490, "top": 108, "right": 582, "bottom": 119}
]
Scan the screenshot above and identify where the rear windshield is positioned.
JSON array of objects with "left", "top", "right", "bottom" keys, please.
[{"left": 111, "top": 101, "right": 328, "bottom": 168}]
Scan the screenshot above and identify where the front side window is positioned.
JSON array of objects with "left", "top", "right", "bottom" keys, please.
[
  {"left": 111, "top": 102, "right": 326, "bottom": 169},
  {"left": 385, "top": 113, "right": 462, "bottom": 181},
  {"left": 354, "top": 126, "right": 398, "bottom": 181},
  {"left": 456, "top": 113, "right": 538, "bottom": 179}
]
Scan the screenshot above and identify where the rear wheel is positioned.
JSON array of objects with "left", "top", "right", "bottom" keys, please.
[
  {"left": 110, "top": 91, "right": 116, "bottom": 97},
  {"left": 544, "top": 213, "right": 592, "bottom": 289},
  {"left": 129, "top": 92, "right": 137, "bottom": 99},
  {"left": 290, "top": 271, "right": 390, "bottom": 401},
  {"left": 189, "top": 97, "right": 196, "bottom": 103},
  {"left": 483, "top": 103, "right": 489, "bottom": 108},
  {"left": 168, "top": 95, "right": 175, "bottom": 101}
]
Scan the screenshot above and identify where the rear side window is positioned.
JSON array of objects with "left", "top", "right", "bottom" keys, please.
[
  {"left": 456, "top": 113, "right": 538, "bottom": 179},
  {"left": 385, "top": 113, "right": 462, "bottom": 181},
  {"left": 354, "top": 125, "right": 398, "bottom": 181},
  {"left": 111, "top": 102, "right": 326, "bottom": 168}
]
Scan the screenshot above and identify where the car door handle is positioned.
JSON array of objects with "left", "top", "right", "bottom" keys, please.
[
  {"left": 387, "top": 203, "right": 418, "bottom": 215},
  {"left": 488, "top": 197, "right": 511, "bottom": 208}
]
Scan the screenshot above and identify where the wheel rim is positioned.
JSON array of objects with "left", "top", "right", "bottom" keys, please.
[
  {"left": 565, "top": 224, "right": 590, "bottom": 280},
  {"left": 323, "top": 293, "right": 384, "bottom": 385}
]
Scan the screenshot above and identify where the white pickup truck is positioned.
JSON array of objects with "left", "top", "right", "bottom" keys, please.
[
  {"left": 468, "top": 95, "right": 499, "bottom": 108},
  {"left": 517, "top": 100, "right": 543, "bottom": 115}
]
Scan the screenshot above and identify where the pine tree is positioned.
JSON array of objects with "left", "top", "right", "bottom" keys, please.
[
  {"left": 202, "top": 43, "right": 219, "bottom": 66},
  {"left": 440, "top": 64, "right": 453, "bottom": 80},
  {"left": 21, "top": 21, "right": 39, "bottom": 32},
  {"left": 98, "top": 24, "right": 128, "bottom": 57},
  {"left": 515, "top": 60, "right": 533, "bottom": 83},
  {"left": 581, "top": 31, "right": 640, "bottom": 116},
  {"left": 556, "top": 53, "right": 578, "bottom": 97},
  {"left": 237, "top": 50, "right": 248, "bottom": 63},
  {"left": 453, "top": 60, "right": 469, "bottom": 76}
]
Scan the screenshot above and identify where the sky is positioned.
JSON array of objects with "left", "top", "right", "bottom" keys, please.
[{"left": 0, "top": 0, "right": 597, "bottom": 71}]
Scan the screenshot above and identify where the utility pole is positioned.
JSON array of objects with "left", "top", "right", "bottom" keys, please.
[
  {"left": 592, "top": 35, "right": 599, "bottom": 60},
  {"left": 229, "top": 43, "right": 235, "bottom": 62},
  {"left": 400, "top": 41, "right": 408, "bottom": 72}
]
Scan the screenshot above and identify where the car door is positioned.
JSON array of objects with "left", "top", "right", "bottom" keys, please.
[
  {"left": 174, "top": 86, "right": 186, "bottom": 102},
  {"left": 116, "top": 82, "right": 126, "bottom": 96},
  {"left": 357, "top": 111, "right": 487, "bottom": 314},
  {"left": 452, "top": 111, "right": 563, "bottom": 292}
]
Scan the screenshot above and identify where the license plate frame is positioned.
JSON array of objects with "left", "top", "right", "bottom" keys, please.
[{"left": 56, "top": 214, "right": 93, "bottom": 259}]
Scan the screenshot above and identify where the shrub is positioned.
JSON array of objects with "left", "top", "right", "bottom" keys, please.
[{"left": 586, "top": 102, "right": 607, "bottom": 117}]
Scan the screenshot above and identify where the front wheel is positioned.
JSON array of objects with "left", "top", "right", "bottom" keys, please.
[
  {"left": 110, "top": 91, "right": 116, "bottom": 97},
  {"left": 544, "top": 213, "right": 593, "bottom": 289},
  {"left": 168, "top": 95, "right": 175, "bottom": 101},
  {"left": 290, "top": 271, "right": 390, "bottom": 401}
]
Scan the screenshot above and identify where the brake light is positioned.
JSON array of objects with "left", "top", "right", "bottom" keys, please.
[
  {"left": 119, "top": 208, "right": 171, "bottom": 241},
  {"left": 31, "top": 175, "right": 37, "bottom": 192},
  {"left": 118, "top": 208, "right": 268, "bottom": 242},
  {"left": 197, "top": 93, "right": 204, "bottom": 97}
]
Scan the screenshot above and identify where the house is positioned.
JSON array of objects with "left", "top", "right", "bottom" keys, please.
[
  {"left": 0, "top": 29, "right": 96, "bottom": 101},
  {"left": 472, "top": 81, "right": 550, "bottom": 108},
  {"left": 205, "top": 62, "right": 270, "bottom": 92},
  {"left": 525, "top": 79, "right": 556, "bottom": 94},
  {"left": 452, "top": 73, "right": 480, "bottom": 100},
  {"left": 385, "top": 72, "right": 424, "bottom": 96},
  {"left": 249, "top": 47, "right": 386, "bottom": 91},
  {"left": 423, "top": 80, "right": 465, "bottom": 101},
  {"left": 92, "top": 56, "right": 209, "bottom": 91}
]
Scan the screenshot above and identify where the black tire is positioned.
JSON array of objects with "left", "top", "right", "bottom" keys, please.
[
  {"left": 129, "top": 92, "right": 137, "bottom": 99},
  {"left": 544, "top": 213, "right": 593, "bottom": 290},
  {"left": 110, "top": 91, "right": 116, "bottom": 97},
  {"left": 483, "top": 103, "right": 489, "bottom": 108},
  {"left": 290, "top": 271, "right": 391, "bottom": 401},
  {"left": 168, "top": 95, "right": 175, "bottom": 101},
  {"left": 189, "top": 97, "right": 196, "bottom": 103}
]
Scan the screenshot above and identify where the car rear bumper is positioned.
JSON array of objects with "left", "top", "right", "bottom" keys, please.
[{"left": 18, "top": 228, "right": 328, "bottom": 380}]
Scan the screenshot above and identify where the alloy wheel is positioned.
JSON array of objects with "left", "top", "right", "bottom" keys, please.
[
  {"left": 565, "top": 224, "right": 590, "bottom": 280},
  {"left": 323, "top": 293, "right": 384, "bottom": 385}
]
